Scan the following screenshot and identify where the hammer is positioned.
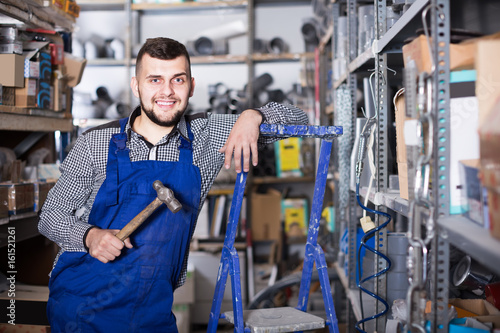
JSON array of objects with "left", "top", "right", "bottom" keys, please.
[{"left": 115, "top": 180, "right": 182, "bottom": 241}]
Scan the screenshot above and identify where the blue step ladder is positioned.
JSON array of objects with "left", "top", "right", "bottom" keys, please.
[{"left": 207, "top": 124, "right": 343, "bottom": 333}]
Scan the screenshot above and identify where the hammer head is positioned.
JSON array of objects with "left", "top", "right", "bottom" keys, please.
[{"left": 153, "top": 180, "right": 182, "bottom": 213}]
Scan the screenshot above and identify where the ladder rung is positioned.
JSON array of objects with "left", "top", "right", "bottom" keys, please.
[{"left": 223, "top": 307, "right": 325, "bottom": 333}]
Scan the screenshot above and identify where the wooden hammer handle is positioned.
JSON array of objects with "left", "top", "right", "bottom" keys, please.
[{"left": 115, "top": 197, "right": 163, "bottom": 241}]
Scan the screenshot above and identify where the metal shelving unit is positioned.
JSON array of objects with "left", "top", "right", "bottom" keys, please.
[
  {"left": 0, "top": 0, "right": 75, "bottom": 31},
  {"left": 438, "top": 217, "right": 500, "bottom": 276},
  {"left": 331, "top": 0, "right": 500, "bottom": 332},
  {"left": 0, "top": 0, "right": 76, "bottom": 273},
  {"left": 0, "top": 1, "right": 75, "bottom": 132},
  {"left": 80, "top": 1, "right": 315, "bottom": 108}
]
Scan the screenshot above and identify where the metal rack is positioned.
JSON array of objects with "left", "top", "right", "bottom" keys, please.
[
  {"left": 0, "top": 1, "right": 75, "bottom": 132},
  {"left": 79, "top": 0, "right": 316, "bottom": 110},
  {"left": 330, "top": 0, "right": 500, "bottom": 332}
]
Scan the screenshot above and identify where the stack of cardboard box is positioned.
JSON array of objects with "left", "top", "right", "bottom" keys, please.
[
  {"left": 398, "top": 31, "right": 500, "bottom": 239},
  {"left": 0, "top": 25, "right": 86, "bottom": 113}
]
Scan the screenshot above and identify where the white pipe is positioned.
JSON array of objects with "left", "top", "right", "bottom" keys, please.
[{"left": 194, "top": 20, "right": 247, "bottom": 41}]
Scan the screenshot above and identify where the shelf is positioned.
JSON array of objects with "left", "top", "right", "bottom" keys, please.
[
  {"left": 358, "top": 187, "right": 410, "bottom": 217},
  {"left": 438, "top": 216, "right": 500, "bottom": 276},
  {"left": 190, "top": 239, "right": 246, "bottom": 253},
  {"left": 0, "top": 215, "right": 40, "bottom": 248},
  {"left": 252, "top": 52, "right": 314, "bottom": 62},
  {"left": 73, "top": 118, "right": 113, "bottom": 129},
  {"left": 79, "top": 0, "right": 127, "bottom": 11},
  {"left": 208, "top": 185, "right": 236, "bottom": 196},
  {"left": 0, "top": 110, "right": 73, "bottom": 132},
  {"left": 332, "top": 0, "right": 429, "bottom": 88},
  {"left": 348, "top": 49, "right": 375, "bottom": 74},
  {"left": 191, "top": 54, "right": 247, "bottom": 64},
  {"left": 131, "top": 0, "right": 248, "bottom": 11},
  {"left": 0, "top": 0, "right": 75, "bottom": 31},
  {"left": 334, "top": 263, "right": 376, "bottom": 324},
  {"left": 252, "top": 176, "right": 315, "bottom": 185},
  {"left": 333, "top": 49, "right": 374, "bottom": 89},
  {"left": 86, "top": 59, "right": 129, "bottom": 66},
  {"left": 86, "top": 53, "right": 312, "bottom": 66},
  {"left": 376, "top": 0, "right": 430, "bottom": 53}
]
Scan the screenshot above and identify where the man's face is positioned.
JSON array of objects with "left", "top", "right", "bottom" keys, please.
[{"left": 131, "top": 54, "right": 195, "bottom": 127}]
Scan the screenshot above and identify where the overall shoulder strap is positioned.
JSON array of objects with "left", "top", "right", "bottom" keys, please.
[
  {"left": 178, "top": 120, "right": 194, "bottom": 165},
  {"left": 106, "top": 117, "right": 130, "bottom": 206}
]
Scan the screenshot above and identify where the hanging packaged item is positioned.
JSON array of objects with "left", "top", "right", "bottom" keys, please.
[
  {"left": 274, "top": 137, "right": 303, "bottom": 178},
  {"left": 281, "top": 198, "right": 308, "bottom": 237}
]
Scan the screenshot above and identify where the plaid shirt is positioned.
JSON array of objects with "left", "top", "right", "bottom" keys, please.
[{"left": 39, "top": 102, "right": 308, "bottom": 287}]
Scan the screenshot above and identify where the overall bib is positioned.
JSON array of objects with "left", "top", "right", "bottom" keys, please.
[{"left": 47, "top": 118, "right": 201, "bottom": 332}]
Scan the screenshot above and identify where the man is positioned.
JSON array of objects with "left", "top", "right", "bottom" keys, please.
[{"left": 39, "top": 37, "right": 308, "bottom": 332}]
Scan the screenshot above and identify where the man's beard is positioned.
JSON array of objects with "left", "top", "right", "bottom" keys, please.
[{"left": 139, "top": 92, "right": 185, "bottom": 127}]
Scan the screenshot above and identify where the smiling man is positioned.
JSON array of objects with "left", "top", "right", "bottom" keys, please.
[{"left": 39, "top": 37, "right": 308, "bottom": 332}]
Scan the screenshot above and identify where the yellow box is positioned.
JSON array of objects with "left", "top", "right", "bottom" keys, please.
[
  {"left": 65, "top": 0, "right": 80, "bottom": 17},
  {"left": 52, "top": 0, "right": 66, "bottom": 9}
]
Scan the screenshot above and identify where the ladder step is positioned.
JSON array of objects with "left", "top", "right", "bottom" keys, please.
[{"left": 223, "top": 307, "right": 325, "bottom": 333}]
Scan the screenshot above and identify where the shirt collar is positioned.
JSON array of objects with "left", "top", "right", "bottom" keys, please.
[{"left": 126, "top": 106, "right": 190, "bottom": 143}]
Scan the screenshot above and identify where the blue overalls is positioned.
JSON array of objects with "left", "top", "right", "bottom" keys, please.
[{"left": 47, "top": 117, "right": 201, "bottom": 332}]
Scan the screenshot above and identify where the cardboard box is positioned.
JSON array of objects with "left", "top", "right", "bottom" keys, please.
[
  {"left": 0, "top": 54, "right": 24, "bottom": 87},
  {"left": 250, "top": 188, "right": 282, "bottom": 241},
  {"left": 39, "top": 52, "right": 52, "bottom": 82},
  {"left": 23, "top": 51, "right": 40, "bottom": 78},
  {"left": 15, "top": 78, "right": 37, "bottom": 108},
  {"left": 188, "top": 251, "right": 246, "bottom": 325},
  {"left": 402, "top": 32, "right": 500, "bottom": 75},
  {"left": 37, "top": 80, "right": 52, "bottom": 109},
  {"left": 52, "top": 69, "right": 66, "bottom": 111},
  {"left": 449, "top": 70, "right": 480, "bottom": 214},
  {"left": 22, "top": 41, "right": 51, "bottom": 79},
  {"left": 0, "top": 182, "right": 35, "bottom": 215},
  {"left": 2, "top": 86, "right": 15, "bottom": 106},
  {"left": 394, "top": 90, "right": 412, "bottom": 200},
  {"left": 63, "top": 52, "right": 86, "bottom": 87},
  {"left": 396, "top": 70, "right": 479, "bottom": 209},
  {"left": 0, "top": 41, "right": 22, "bottom": 54},
  {"left": 173, "top": 265, "right": 195, "bottom": 305},
  {"left": 450, "top": 298, "right": 500, "bottom": 317},
  {"left": 459, "top": 159, "right": 488, "bottom": 226},
  {"left": 172, "top": 304, "right": 190, "bottom": 333},
  {"left": 0, "top": 185, "right": 8, "bottom": 219},
  {"left": 34, "top": 181, "right": 55, "bottom": 212},
  {"left": 479, "top": 99, "right": 500, "bottom": 240},
  {"left": 475, "top": 40, "right": 500, "bottom": 129}
]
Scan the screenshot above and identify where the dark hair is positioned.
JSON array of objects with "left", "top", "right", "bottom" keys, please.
[{"left": 135, "top": 37, "right": 191, "bottom": 76}]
